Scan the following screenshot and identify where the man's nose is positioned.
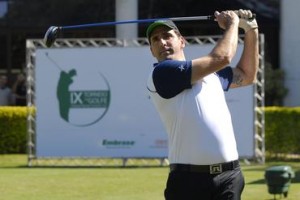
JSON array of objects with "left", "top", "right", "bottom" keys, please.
[{"left": 159, "top": 38, "right": 167, "bottom": 46}]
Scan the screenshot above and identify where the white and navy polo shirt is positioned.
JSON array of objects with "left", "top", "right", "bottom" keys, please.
[{"left": 147, "top": 59, "right": 239, "bottom": 165}]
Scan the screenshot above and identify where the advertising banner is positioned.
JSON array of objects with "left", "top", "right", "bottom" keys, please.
[{"left": 35, "top": 44, "right": 254, "bottom": 158}]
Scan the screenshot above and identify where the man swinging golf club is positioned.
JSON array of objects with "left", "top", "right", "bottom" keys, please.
[{"left": 146, "top": 9, "right": 258, "bottom": 200}]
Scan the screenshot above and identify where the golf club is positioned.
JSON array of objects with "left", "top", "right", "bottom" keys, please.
[
  {"left": 44, "top": 15, "right": 214, "bottom": 48},
  {"left": 44, "top": 14, "right": 256, "bottom": 48}
]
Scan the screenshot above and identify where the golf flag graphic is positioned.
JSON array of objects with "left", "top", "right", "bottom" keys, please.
[
  {"left": 56, "top": 68, "right": 110, "bottom": 127},
  {"left": 57, "top": 69, "right": 77, "bottom": 121}
]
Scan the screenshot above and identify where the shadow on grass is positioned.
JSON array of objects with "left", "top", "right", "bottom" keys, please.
[
  {"left": 242, "top": 167, "right": 266, "bottom": 172},
  {"left": 292, "top": 170, "right": 300, "bottom": 183},
  {"left": 33, "top": 166, "right": 168, "bottom": 169},
  {"left": 247, "top": 170, "right": 300, "bottom": 184},
  {"left": 0, "top": 155, "right": 170, "bottom": 169},
  {"left": 248, "top": 178, "right": 266, "bottom": 184},
  {"left": 0, "top": 165, "right": 169, "bottom": 170}
]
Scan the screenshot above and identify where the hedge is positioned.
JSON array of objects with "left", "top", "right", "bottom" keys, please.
[
  {"left": 264, "top": 107, "right": 300, "bottom": 156},
  {"left": 0, "top": 106, "right": 300, "bottom": 156},
  {"left": 0, "top": 107, "right": 32, "bottom": 153}
]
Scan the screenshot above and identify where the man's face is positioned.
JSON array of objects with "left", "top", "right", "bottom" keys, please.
[{"left": 149, "top": 26, "right": 185, "bottom": 62}]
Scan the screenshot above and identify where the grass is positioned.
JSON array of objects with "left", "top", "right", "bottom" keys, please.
[{"left": 0, "top": 155, "right": 300, "bottom": 200}]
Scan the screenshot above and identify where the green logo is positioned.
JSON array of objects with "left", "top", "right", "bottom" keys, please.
[
  {"left": 56, "top": 69, "right": 110, "bottom": 127},
  {"left": 69, "top": 90, "right": 110, "bottom": 108}
]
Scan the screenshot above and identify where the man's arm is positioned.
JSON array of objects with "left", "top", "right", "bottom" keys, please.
[
  {"left": 230, "top": 10, "right": 259, "bottom": 88},
  {"left": 191, "top": 10, "right": 239, "bottom": 84}
]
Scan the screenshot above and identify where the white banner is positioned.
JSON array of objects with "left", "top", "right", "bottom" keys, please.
[{"left": 35, "top": 44, "right": 254, "bottom": 158}]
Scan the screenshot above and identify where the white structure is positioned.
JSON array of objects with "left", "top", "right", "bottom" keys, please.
[
  {"left": 115, "top": 0, "right": 138, "bottom": 40},
  {"left": 281, "top": 0, "right": 300, "bottom": 106},
  {"left": 26, "top": 36, "right": 265, "bottom": 166}
]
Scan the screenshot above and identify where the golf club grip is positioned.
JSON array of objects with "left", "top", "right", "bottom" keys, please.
[{"left": 171, "top": 13, "right": 257, "bottom": 22}]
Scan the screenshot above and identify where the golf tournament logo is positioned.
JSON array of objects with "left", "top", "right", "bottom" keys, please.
[{"left": 46, "top": 53, "right": 110, "bottom": 127}]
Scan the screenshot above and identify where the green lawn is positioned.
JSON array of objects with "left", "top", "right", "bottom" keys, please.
[{"left": 0, "top": 155, "right": 299, "bottom": 200}]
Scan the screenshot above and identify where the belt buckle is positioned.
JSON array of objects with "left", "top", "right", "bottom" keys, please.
[{"left": 210, "top": 164, "right": 222, "bottom": 174}]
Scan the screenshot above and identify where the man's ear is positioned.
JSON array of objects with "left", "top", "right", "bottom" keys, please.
[
  {"left": 150, "top": 46, "right": 155, "bottom": 57},
  {"left": 180, "top": 36, "right": 186, "bottom": 49}
]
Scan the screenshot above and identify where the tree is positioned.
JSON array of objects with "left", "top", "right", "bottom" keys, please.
[{"left": 265, "top": 62, "right": 288, "bottom": 106}]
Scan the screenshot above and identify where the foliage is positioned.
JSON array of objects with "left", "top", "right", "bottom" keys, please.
[
  {"left": 264, "top": 62, "right": 288, "bottom": 106},
  {"left": 264, "top": 107, "right": 300, "bottom": 156},
  {"left": 0, "top": 107, "right": 34, "bottom": 153},
  {"left": 1, "top": 106, "right": 299, "bottom": 158}
]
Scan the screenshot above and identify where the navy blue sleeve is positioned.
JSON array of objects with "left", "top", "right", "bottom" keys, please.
[
  {"left": 216, "top": 66, "right": 233, "bottom": 91},
  {"left": 152, "top": 60, "right": 192, "bottom": 99}
]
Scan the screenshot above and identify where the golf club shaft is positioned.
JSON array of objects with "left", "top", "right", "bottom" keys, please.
[
  {"left": 44, "top": 13, "right": 256, "bottom": 47},
  {"left": 60, "top": 15, "right": 214, "bottom": 30}
]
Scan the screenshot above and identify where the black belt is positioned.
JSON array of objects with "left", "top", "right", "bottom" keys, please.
[{"left": 169, "top": 160, "right": 240, "bottom": 174}]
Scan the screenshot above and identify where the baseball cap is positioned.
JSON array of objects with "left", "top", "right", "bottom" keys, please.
[{"left": 146, "top": 20, "right": 180, "bottom": 41}]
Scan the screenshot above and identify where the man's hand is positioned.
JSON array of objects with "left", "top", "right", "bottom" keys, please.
[
  {"left": 235, "top": 9, "right": 258, "bottom": 33},
  {"left": 214, "top": 10, "right": 239, "bottom": 30}
]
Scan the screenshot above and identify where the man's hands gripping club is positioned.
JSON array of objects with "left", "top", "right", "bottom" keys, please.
[
  {"left": 214, "top": 9, "right": 258, "bottom": 33},
  {"left": 235, "top": 9, "right": 258, "bottom": 33}
]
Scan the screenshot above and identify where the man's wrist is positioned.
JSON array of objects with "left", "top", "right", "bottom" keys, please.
[{"left": 245, "top": 27, "right": 258, "bottom": 33}]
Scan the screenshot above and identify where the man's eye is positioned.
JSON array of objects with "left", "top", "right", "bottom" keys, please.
[
  {"left": 163, "top": 33, "right": 172, "bottom": 39},
  {"left": 151, "top": 37, "right": 159, "bottom": 43}
]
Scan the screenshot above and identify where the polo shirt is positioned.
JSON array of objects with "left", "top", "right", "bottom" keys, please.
[{"left": 147, "top": 59, "right": 239, "bottom": 165}]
